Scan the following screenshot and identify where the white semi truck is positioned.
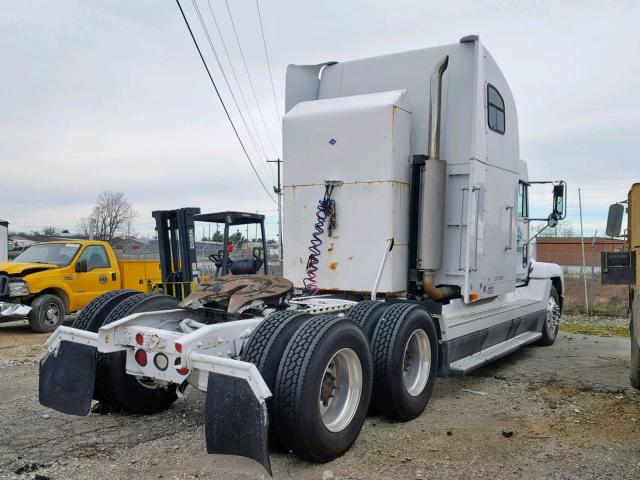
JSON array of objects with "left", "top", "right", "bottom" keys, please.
[{"left": 39, "top": 36, "right": 566, "bottom": 473}]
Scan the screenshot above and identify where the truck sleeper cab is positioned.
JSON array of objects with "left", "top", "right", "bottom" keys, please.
[{"left": 39, "top": 36, "right": 565, "bottom": 474}]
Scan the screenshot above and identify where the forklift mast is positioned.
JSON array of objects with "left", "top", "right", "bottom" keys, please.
[{"left": 152, "top": 208, "right": 201, "bottom": 297}]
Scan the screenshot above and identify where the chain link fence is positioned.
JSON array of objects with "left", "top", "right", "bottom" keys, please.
[
  {"left": 561, "top": 265, "right": 629, "bottom": 317},
  {"left": 112, "top": 240, "right": 283, "bottom": 279}
]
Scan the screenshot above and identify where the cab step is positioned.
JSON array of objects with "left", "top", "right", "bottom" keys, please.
[{"left": 448, "top": 331, "right": 542, "bottom": 376}]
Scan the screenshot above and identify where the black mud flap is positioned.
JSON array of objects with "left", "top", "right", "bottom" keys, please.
[
  {"left": 205, "top": 372, "right": 271, "bottom": 475},
  {"left": 39, "top": 341, "right": 96, "bottom": 416}
]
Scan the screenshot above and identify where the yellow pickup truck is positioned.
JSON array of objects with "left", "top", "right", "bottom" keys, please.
[{"left": 0, "top": 240, "right": 162, "bottom": 332}]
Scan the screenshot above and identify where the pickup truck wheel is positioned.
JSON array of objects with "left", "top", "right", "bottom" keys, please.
[
  {"left": 95, "top": 294, "right": 180, "bottom": 414},
  {"left": 240, "top": 310, "right": 312, "bottom": 447},
  {"left": 28, "top": 294, "right": 65, "bottom": 333},
  {"left": 274, "top": 315, "right": 372, "bottom": 463},
  {"left": 535, "top": 287, "right": 561, "bottom": 346},
  {"left": 347, "top": 300, "right": 390, "bottom": 340},
  {"left": 73, "top": 290, "right": 140, "bottom": 332},
  {"left": 370, "top": 303, "right": 438, "bottom": 421}
]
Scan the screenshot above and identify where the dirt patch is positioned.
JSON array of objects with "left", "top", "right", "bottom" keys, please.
[{"left": 0, "top": 320, "right": 49, "bottom": 350}]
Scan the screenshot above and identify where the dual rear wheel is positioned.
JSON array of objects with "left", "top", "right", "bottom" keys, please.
[
  {"left": 72, "top": 290, "right": 180, "bottom": 414},
  {"left": 242, "top": 301, "right": 438, "bottom": 463},
  {"left": 74, "top": 292, "right": 438, "bottom": 463}
]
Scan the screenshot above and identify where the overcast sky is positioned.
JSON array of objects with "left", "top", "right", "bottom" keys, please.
[{"left": 2, "top": 0, "right": 639, "bottom": 239}]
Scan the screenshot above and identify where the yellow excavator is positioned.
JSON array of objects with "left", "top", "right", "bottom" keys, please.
[{"left": 602, "top": 183, "right": 639, "bottom": 388}]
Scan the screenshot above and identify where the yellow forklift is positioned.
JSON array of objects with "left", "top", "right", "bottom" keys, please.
[
  {"left": 602, "top": 183, "right": 639, "bottom": 388},
  {"left": 151, "top": 208, "right": 269, "bottom": 299}
]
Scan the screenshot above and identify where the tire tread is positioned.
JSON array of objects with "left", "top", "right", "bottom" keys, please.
[
  {"left": 274, "top": 314, "right": 344, "bottom": 459},
  {"left": 370, "top": 303, "right": 416, "bottom": 413}
]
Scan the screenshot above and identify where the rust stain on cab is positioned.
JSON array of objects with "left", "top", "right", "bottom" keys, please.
[{"left": 329, "top": 262, "right": 338, "bottom": 270}]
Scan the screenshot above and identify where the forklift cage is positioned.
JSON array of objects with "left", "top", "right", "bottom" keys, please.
[{"left": 194, "top": 211, "right": 269, "bottom": 277}]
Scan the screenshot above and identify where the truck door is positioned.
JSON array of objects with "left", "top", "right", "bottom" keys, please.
[
  {"left": 68, "top": 245, "right": 117, "bottom": 309},
  {"left": 462, "top": 161, "right": 518, "bottom": 301}
]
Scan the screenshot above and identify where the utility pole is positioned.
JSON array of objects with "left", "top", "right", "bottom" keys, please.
[
  {"left": 578, "top": 188, "right": 589, "bottom": 316},
  {"left": 267, "top": 158, "right": 283, "bottom": 261}
]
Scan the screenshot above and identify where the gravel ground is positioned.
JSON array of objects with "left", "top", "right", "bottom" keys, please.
[{"left": 0, "top": 317, "right": 639, "bottom": 480}]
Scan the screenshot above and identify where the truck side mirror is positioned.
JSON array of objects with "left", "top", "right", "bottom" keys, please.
[
  {"left": 547, "top": 212, "right": 559, "bottom": 228},
  {"left": 75, "top": 259, "right": 88, "bottom": 273},
  {"left": 552, "top": 183, "right": 566, "bottom": 219},
  {"left": 606, "top": 203, "right": 625, "bottom": 237}
]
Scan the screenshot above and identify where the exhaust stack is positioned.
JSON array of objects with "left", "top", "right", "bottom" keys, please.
[{"left": 417, "top": 55, "right": 457, "bottom": 300}]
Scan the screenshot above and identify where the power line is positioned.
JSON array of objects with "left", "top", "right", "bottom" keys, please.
[
  {"left": 202, "top": 0, "right": 266, "bottom": 159},
  {"left": 190, "top": 0, "right": 275, "bottom": 185},
  {"left": 224, "top": 0, "right": 280, "bottom": 157},
  {"left": 175, "top": 0, "right": 276, "bottom": 204},
  {"left": 203, "top": 0, "right": 275, "bottom": 184},
  {"left": 255, "top": 0, "right": 282, "bottom": 130}
]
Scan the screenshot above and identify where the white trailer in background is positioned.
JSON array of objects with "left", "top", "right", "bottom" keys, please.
[
  {"left": 0, "top": 220, "right": 8, "bottom": 262},
  {"left": 39, "top": 36, "right": 566, "bottom": 474}
]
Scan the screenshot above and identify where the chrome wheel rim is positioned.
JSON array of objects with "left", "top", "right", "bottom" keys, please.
[
  {"left": 403, "top": 329, "right": 431, "bottom": 396},
  {"left": 44, "top": 303, "right": 60, "bottom": 327},
  {"left": 319, "top": 348, "right": 363, "bottom": 433},
  {"left": 547, "top": 296, "right": 560, "bottom": 333}
]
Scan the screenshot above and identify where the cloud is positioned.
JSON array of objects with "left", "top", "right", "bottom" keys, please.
[{"left": 2, "top": 0, "right": 638, "bottom": 239}]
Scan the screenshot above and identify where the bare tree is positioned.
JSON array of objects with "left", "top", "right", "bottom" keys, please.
[
  {"left": 536, "top": 221, "right": 575, "bottom": 238},
  {"left": 79, "top": 191, "right": 138, "bottom": 242},
  {"left": 43, "top": 226, "right": 57, "bottom": 236}
]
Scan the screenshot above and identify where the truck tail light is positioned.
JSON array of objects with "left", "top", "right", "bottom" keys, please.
[
  {"left": 154, "top": 353, "right": 168, "bottom": 371},
  {"left": 175, "top": 358, "right": 189, "bottom": 376},
  {"left": 134, "top": 349, "right": 148, "bottom": 367},
  {"left": 135, "top": 333, "right": 144, "bottom": 345},
  {"left": 175, "top": 342, "right": 183, "bottom": 353}
]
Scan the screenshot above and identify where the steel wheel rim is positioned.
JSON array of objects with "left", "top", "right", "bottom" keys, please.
[
  {"left": 44, "top": 303, "right": 60, "bottom": 327},
  {"left": 403, "top": 329, "right": 431, "bottom": 396},
  {"left": 318, "top": 348, "right": 363, "bottom": 433},
  {"left": 547, "top": 296, "right": 560, "bottom": 333}
]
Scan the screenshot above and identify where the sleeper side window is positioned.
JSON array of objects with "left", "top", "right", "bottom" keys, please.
[{"left": 487, "top": 84, "right": 505, "bottom": 134}]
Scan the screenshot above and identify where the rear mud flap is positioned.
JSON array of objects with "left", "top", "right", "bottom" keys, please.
[
  {"left": 205, "top": 372, "right": 271, "bottom": 475},
  {"left": 39, "top": 341, "right": 96, "bottom": 416}
]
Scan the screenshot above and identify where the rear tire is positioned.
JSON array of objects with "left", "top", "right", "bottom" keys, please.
[
  {"left": 370, "top": 303, "right": 438, "bottom": 421},
  {"left": 274, "top": 315, "right": 373, "bottom": 463},
  {"left": 536, "top": 286, "right": 560, "bottom": 346},
  {"left": 95, "top": 294, "right": 180, "bottom": 414},
  {"left": 28, "top": 294, "right": 65, "bottom": 333},
  {"left": 72, "top": 290, "right": 143, "bottom": 402},
  {"left": 72, "top": 290, "right": 140, "bottom": 332},
  {"left": 241, "top": 311, "right": 312, "bottom": 382},
  {"left": 347, "top": 300, "right": 390, "bottom": 340},
  {"left": 240, "top": 310, "right": 311, "bottom": 446}
]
